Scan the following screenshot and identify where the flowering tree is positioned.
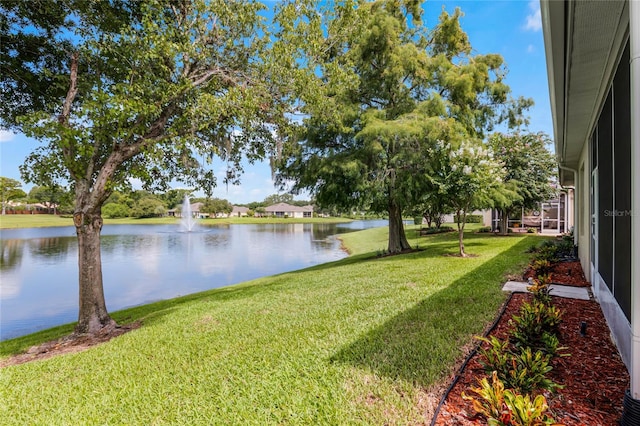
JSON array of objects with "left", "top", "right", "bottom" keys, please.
[
  {"left": 429, "top": 138, "right": 507, "bottom": 256},
  {"left": 489, "top": 132, "right": 557, "bottom": 235}
]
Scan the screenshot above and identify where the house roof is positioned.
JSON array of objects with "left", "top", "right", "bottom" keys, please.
[
  {"left": 541, "top": 0, "right": 628, "bottom": 185},
  {"left": 178, "top": 202, "right": 203, "bottom": 212},
  {"left": 232, "top": 206, "right": 249, "bottom": 213},
  {"left": 264, "top": 202, "right": 313, "bottom": 212}
]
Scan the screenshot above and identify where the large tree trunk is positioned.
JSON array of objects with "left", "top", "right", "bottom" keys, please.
[
  {"left": 73, "top": 208, "right": 116, "bottom": 335},
  {"left": 499, "top": 208, "right": 509, "bottom": 236},
  {"left": 387, "top": 201, "right": 411, "bottom": 254}
]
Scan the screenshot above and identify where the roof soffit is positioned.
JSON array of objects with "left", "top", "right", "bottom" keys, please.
[{"left": 543, "top": 0, "right": 628, "bottom": 174}]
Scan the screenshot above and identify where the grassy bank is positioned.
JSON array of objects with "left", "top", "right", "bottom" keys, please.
[
  {"left": 0, "top": 214, "right": 352, "bottom": 229},
  {"left": 0, "top": 226, "right": 535, "bottom": 424}
]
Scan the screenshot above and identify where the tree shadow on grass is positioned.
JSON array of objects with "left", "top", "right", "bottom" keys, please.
[
  {"left": 328, "top": 237, "right": 534, "bottom": 388},
  {"left": 0, "top": 233, "right": 531, "bottom": 359}
]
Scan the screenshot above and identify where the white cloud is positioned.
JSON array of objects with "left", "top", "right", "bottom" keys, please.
[
  {"left": 0, "top": 130, "right": 15, "bottom": 142},
  {"left": 527, "top": 44, "right": 535, "bottom": 53},
  {"left": 524, "top": 0, "right": 542, "bottom": 32}
]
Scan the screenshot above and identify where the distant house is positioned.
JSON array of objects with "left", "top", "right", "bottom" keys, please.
[
  {"left": 441, "top": 210, "right": 492, "bottom": 227},
  {"left": 264, "top": 203, "right": 313, "bottom": 218},
  {"left": 189, "top": 202, "right": 211, "bottom": 218},
  {"left": 231, "top": 206, "right": 250, "bottom": 217},
  {"left": 168, "top": 202, "right": 209, "bottom": 218}
]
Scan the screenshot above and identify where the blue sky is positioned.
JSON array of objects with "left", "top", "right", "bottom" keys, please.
[{"left": 0, "top": 0, "right": 551, "bottom": 205}]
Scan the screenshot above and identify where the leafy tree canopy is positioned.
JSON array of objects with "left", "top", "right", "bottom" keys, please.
[
  {"left": 1, "top": 0, "right": 304, "bottom": 336},
  {"left": 427, "top": 138, "right": 507, "bottom": 256},
  {"left": 275, "top": 1, "right": 528, "bottom": 253},
  {"left": 263, "top": 193, "right": 294, "bottom": 205},
  {"left": 0, "top": 176, "right": 26, "bottom": 214},
  {"left": 488, "top": 132, "right": 557, "bottom": 234}
]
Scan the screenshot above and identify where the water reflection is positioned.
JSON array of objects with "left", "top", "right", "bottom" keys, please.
[
  {"left": 0, "top": 220, "right": 388, "bottom": 340},
  {"left": 28, "top": 237, "right": 73, "bottom": 261},
  {"left": 1, "top": 239, "right": 24, "bottom": 272}
]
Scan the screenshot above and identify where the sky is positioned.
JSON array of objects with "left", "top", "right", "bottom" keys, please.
[{"left": 0, "top": 0, "right": 552, "bottom": 205}]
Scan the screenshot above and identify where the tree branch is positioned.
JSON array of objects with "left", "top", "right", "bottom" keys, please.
[
  {"left": 58, "top": 51, "right": 78, "bottom": 126},
  {"left": 59, "top": 51, "right": 79, "bottom": 181}
]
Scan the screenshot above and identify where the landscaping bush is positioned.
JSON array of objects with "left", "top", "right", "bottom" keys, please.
[
  {"left": 468, "top": 247, "right": 570, "bottom": 424},
  {"left": 420, "top": 225, "right": 454, "bottom": 235},
  {"left": 102, "top": 203, "right": 131, "bottom": 219},
  {"left": 454, "top": 214, "right": 483, "bottom": 223},
  {"left": 510, "top": 300, "right": 563, "bottom": 351},
  {"left": 556, "top": 238, "right": 575, "bottom": 258},
  {"left": 533, "top": 244, "right": 559, "bottom": 263},
  {"left": 463, "top": 372, "right": 559, "bottom": 426},
  {"left": 530, "top": 259, "right": 552, "bottom": 277},
  {"left": 477, "top": 337, "right": 561, "bottom": 394},
  {"left": 527, "top": 227, "right": 536, "bottom": 233},
  {"left": 478, "top": 226, "right": 492, "bottom": 233},
  {"left": 527, "top": 274, "right": 553, "bottom": 305}
]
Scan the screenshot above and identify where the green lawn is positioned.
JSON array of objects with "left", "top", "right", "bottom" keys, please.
[{"left": 0, "top": 226, "right": 535, "bottom": 425}]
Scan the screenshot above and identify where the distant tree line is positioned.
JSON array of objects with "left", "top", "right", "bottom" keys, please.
[{"left": 0, "top": 179, "right": 323, "bottom": 219}]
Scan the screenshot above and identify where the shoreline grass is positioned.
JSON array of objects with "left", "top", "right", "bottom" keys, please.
[
  {"left": 0, "top": 214, "right": 354, "bottom": 229},
  {"left": 0, "top": 226, "right": 535, "bottom": 424}
]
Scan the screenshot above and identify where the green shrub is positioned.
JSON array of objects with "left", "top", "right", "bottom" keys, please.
[
  {"left": 102, "top": 202, "right": 131, "bottom": 219},
  {"left": 530, "top": 260, "right": 553, "bottom": 278},
  {"left": 533, "top": 245, "right": 559, "bottom": 263},
  {"left": 420, "top": 225, "right": 454, "bottom": 235},
  {"left": 477, "top": 336, "right": 512, "bottom": 377},
  {"left": 478, "top": 226, "right": 492, "bottom": 233},
  {"left": 537, "top": 331, "right": 569, "bottom": 358},
  {"left": 526, "top": 227, "right": 536, "bottom": 233},
  {"left": 462, "top": 371, "right": 509, "bottom": 424},
  {"left": 454, "top": 214, "right": 483, "bottom": 223},
  {"left": 510, "top": 301, "right": 563, "bottom": 351},
  {"left": 556, "top": 238, "right": 575, "bottom": 257},
  {"left": 504, "top": 389, "right": 558, "bottom": 426},
  {"left": 463, "top": 371, "right": 559, "bottom": 426},
  {"left": 506, "top": 347, "right": 562, "bottom": 394},
  {"left": 478, "top": 337, "right": 561, "bottom": 394},
  {"left": 527, "top": 274, "right": 553, "bottom": 305}
]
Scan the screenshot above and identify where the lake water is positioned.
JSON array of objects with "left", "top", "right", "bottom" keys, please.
[{"left": 0, "top": 220, "right": 388, "bottom": 341}]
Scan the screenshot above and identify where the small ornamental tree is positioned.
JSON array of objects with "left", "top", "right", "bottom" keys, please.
[
  {"left": 429, "top": 139, "right": 507, "bottom": 257},
  {"left": 489, "top": 132, "right": 557, "bottom": 235},
  {"left": 0, "top": 177, "right": 26, "bottom": 215}
]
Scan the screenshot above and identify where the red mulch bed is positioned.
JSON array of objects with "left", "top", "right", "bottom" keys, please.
[
  {"left": 523, "top": 260, "right": 590, "bottom": 287},
  {"left": 433, "top": 270, "right": 629, "bottom": 425}
]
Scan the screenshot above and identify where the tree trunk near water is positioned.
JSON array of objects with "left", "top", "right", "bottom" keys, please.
[
  {"left": 74, "top": 209, "right": 116, "bottom": 335},
  {"left": 387, "top": 201, "right": 411, "bottom": 254}
]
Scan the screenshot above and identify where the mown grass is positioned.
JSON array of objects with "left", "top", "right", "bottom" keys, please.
[
  {"left": 0, "top": 226, "right": 535, "bottom": 425},
  {"left": 0, "top": 214, "right": 352, "bottom": 229}
]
